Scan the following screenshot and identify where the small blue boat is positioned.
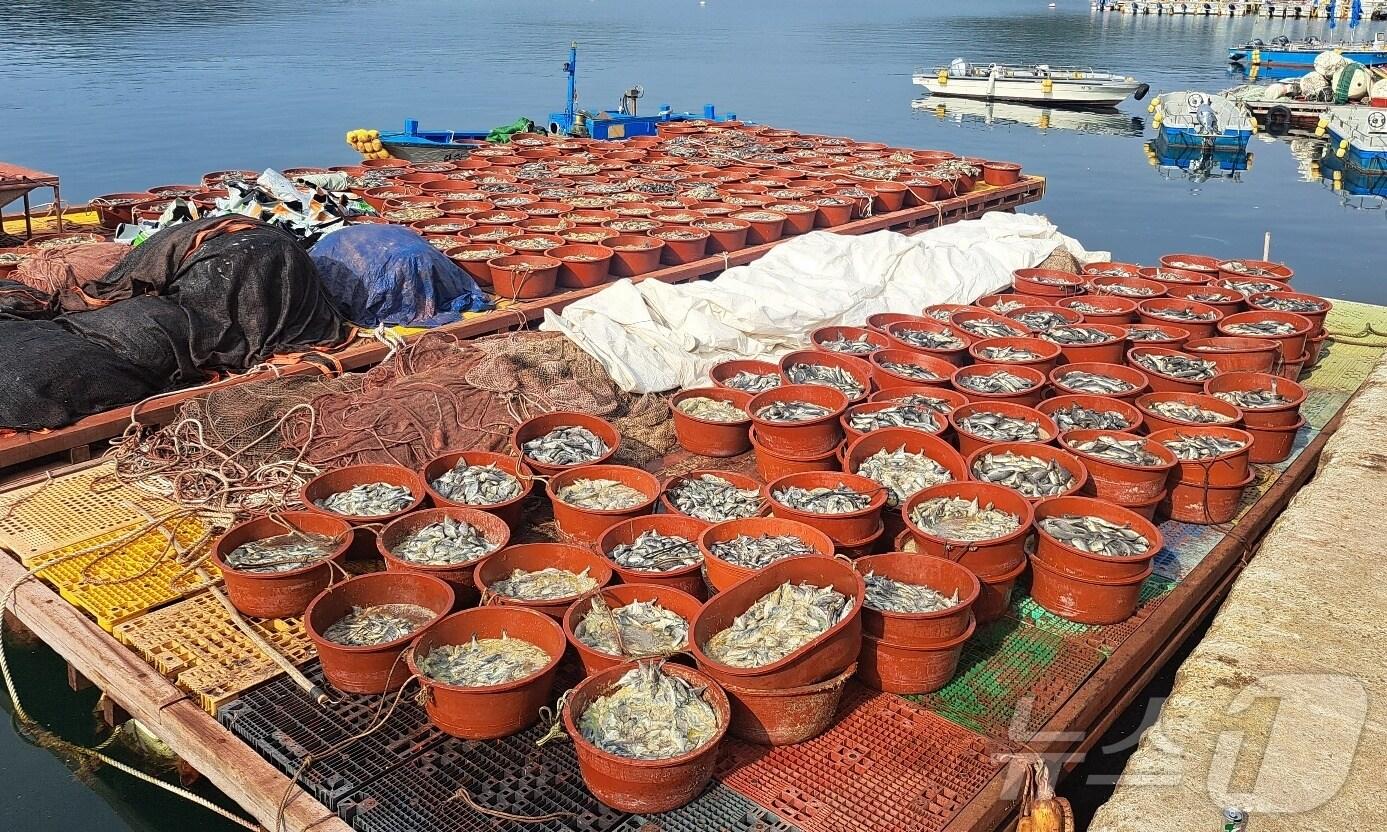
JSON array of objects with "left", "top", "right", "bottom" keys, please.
[
  {"left": 1324, "top": 104, "right": 1387, "bottom": 174},
  {"left": 1228, "top": 34, "right": 1387, "bottom": 67},
  {"left": 1147, "top": 135, "right": 1251, "bottom": 182},
  {"left": 1153, "top": 91, "right": 1254, "bottom": 151},
  {"left": 377, "top": 46, "right": 740, "bottom": 160}
]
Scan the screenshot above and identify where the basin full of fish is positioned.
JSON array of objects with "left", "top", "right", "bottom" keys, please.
[
  {"left": 226, "top": 532, "right": 337, "bottom": 573},
  {"left": 857, "top": 447, "right": 953, "bottom": 506},
  {"left": 772, "top": 483, "right": 874, "bottom": 515},
  {"left": 490, "top": 566, "right": 599, "bottom": 600},
  {"left": 848, "top": 403, "right": 940, "bottom": 434},
  {"left": 972, "top": 451, "right": 1075, "bottom": 498},
  {"left": 1039, "top": 514, "right": 1151, "bottom": 556},
  {"left": 955, "top": 370, "right": 1036, "bottom": 395},
  {"left": 1131, "top": 352, "right": 1217, "bottom": 381},
  {"left": 709, "top": 533, "right": 816, "bottom": 570},
  {"left": 575, "top": 596, "right": 689, "bottom": 657},
  {"left": 1150, "top": 305, "right": 1217, "bottom": 323},
  {"left": 417, "top": 633, "right": 551, "bottom": 687},
  {"left": 785, "top": 363, "right": 865, "bottom": 399},
  {"left": 1250, "top": 296, "right": 1323, "bottom": 315},
  {"left": 878, "top": 360, "right": 942, "bottom": 381},
  {"left": 1211, "top": 388, "right": 1291, "bottom": 410},
  {"left": 1096, "top": 282, "right": 1157, "bottom": 297},
  {"left": 523, "top": 426, "right": 611, "bottom": 467},
  {"left": 956, "top": 318, "right": 1024, "bottom": 339},
  {"left": 316, "top": 482, "right": 415, "bottom": 517},
  {"left": 610, "top": 530, "right": 701, "bottom": 572},
  {"left": 893, "top": 327, "right": 965, "bottom": 351},
  {"left": 862, "top": 572, "right": 960, "bottom": 614},
  {"left": 909, "top": 497, "right": 1021, "bottom": 541},
  {"left": 723, "top": 371, "right": 782, "bottom": 394},
  {"left": 1042, "top": 326, "right": 1114, "bottom": 345},
  {"left": 1054, "top": 371, "right": 1135, "bottom": 395},
  {"left": 1222, "top": 320, "right": 1299, "bottom": 337},
  {"left": 1066, "top": 435, "right": 1163, "bottom": 467},
  {"left": 977, "top": 345, "right": 1041, "bottom": 362},
  {"left": 392, "top": 517, "right": 497, "bottom": 565},
  {"left": 755, "top": 400, "right": 832, "bottom": 422},
  {"left": 578, "top": 663, "right": 719, "bottom": 760},
  {"left": 703, "top": 581, "right": 854, "bottom": 668},
  {"left": 431, "top": 463, "right": 524, "bottom": 507},
  {"left": 556, "top": 478, "right": 650, "bottom": 511},
  {"left": 676, "top": 396, "right": 748, "bottom": 423},
  {"left": 1049, "top": 403, "right": 1133, "bottom": 432},
  {"left": 669, "top": 474, "right": 762, "bottom": 521},
  {"left": 1146, "top": 400, "right": 1234, "bottom": 425},
  {"left": 1218, "top": 260, "right": 1279, "bottom": 277},
  {"left": 1066, "top": 300, "right": 1116, "bottom": 315},
  {"left": 818, "top": 334, "right": 881, "bottom": 355},
  {"left": 1219, "top": 278, "right": 1285, "bottom": 297},
  {"left": 1159, "top": 433, "right": 1247, "bottom": 460},
  {"left": 1125, "top": 326, "right": 1174, "bottom": 342},
  {"left": 889, "top": 393, "right": 957, "bottom": 415},
  {"left": 1012, "top": 310, "right": 1073, "bottom": 332},
  {"left": 322, "top": 603, "right": 437, "bottom": 646},
  {"left": 957, "top": 411, "right": 1047, "bottom": 442}
]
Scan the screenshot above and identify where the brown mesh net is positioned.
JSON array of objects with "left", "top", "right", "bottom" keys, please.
[{"left": 1035, "top": 246, "right": 1082, "bottom": 274}]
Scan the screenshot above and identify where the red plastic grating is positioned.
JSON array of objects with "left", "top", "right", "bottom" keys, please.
[{"left": 718, "top": 685, "right": 1011, "bottom": 832}]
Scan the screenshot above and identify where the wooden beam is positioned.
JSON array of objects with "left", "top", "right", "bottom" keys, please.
[{"left": 0, "top": 552, "right": 349, "bottom": 832}]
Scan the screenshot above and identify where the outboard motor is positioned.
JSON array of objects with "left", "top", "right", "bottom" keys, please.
[{"left": 1196, "top": 101, "right": 1220, "bottom": 136}]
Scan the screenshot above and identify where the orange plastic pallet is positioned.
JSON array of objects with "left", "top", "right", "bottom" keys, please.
[
  {"left": 32, "top": 518, "right": 218, "bottom": 631},
  {"left": 113, "top": 590, "right": 315, "bottom": 714}
]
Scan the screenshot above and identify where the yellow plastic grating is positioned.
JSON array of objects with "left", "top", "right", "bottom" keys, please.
[
  {"left": 114, "top": 591, "right": 316, "bottom": 714},
  {"left": 33, "top": 518, "right": 219, "bottom": 631},
  {"left": 0, "top": 462, "right": 182, "bottom": 561}
]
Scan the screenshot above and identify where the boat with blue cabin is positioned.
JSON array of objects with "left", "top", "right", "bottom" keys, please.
[
  {"left": 1228, "top": 33, "right": 1387, "bottom": 66},
  {"left": 1323, "top": 104, "right": 1387, "bottom": 173},
  {"left": 1152, "top": 91, "right": 1254, "bottom": 150}
]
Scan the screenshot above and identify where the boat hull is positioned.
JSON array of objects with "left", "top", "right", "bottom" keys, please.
[
  {"left": 912, "top": 75, "right": 1138, "bottom": 106},
  {"left": 1229, "top": 47, "right": 1387, "bottom": 67}
]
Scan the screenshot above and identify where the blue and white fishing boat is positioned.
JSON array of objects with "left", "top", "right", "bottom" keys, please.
[
  {"left": 1146, "top": 135, "right": 1251, "bottom": 182},
  {"left": 1152, "top": 91, "right": 1254, "bottom": 150},
  {"left": 1228, "top": 33, "right": 1387, "bottom": 66},
  {"left": 1323, "top": 104, "right": 1387, "bottom": 173}
]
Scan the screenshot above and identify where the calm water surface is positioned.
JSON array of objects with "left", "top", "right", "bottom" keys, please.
[{"left": 1, "top": 1, "right": 1382, "bottom": 828}]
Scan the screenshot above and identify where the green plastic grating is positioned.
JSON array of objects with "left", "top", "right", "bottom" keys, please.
[
  {"left": 1009, "top": 574, "right": 1178, "bottom": 654},
  {"left": 911, "top": 617, "right": 1105, "bottom": 742},
  {"left": 32, "top": 518, "right": 219, "bottom": 632},
  {"left": 114, "top": 590, "right": 315, "bottom": 714}
]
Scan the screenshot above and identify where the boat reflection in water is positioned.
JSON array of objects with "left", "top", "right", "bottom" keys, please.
[
  {"left": 1145, "top": 133, "right": 1252, "bottom": 183},
  {"left": 1317, "top": 152, "right": 1387, "bottom": 207},
  {"left": 911, "top": 97, "right": 1145, "bottom": 136}
]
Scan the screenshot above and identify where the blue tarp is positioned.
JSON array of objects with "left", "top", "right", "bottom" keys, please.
[{"left": 311, "top": 225, "right": 491, "bottom": 327}]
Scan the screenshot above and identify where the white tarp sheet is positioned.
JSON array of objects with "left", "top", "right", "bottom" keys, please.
[{"left": 540, "top": 212, "right": 1105, "bottom": 393}]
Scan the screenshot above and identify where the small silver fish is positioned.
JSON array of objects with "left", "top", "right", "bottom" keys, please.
[
  {"left": 1049, "top": 403, "right": 1133, "bottom": 432},
  {"left": 676, "top": 396, "right": 748, "bottom": 423},
  {"left": 1147, "top": 400, "right": 1234, "bottom": 425},
  {"left": 786, "top": 363, "right": 864, "bottom": 398},
  {"left": 1042, "top": 326, "right": 1112, "bottom": 345},
  {"left": 862, "top": 571, "right": 959, "bottom": 613},
  {"left": 756, "top": 400, "right": 832, "bottom": 422},
  {"left": 323, "top": 603, "right": 435, "bottom": 646},
  {"left": 1039, "top": 514, "right": 1151, "bottom": 556},
  {"left": 523, "top": 426, "right": 610, "bottom": 466},
  {"left": 857, "top": 446, "right": 953, "bottom": 507},
  {"left": 972, "top": 451, "right": 1074, "bottom": 498},
  {"left": 1251, "top": 296, "right": 1322, "bottom": 315},
  {"left": 557, "top": 478, "right": 648, "bottom": 510},
  {"left": 316, "top": 482, "right": 414, "bottom": 517},
  {"left": 392, "top": 517, "right": 497, "bottom": 565},
  {"left": 958, "top": 411, "right": 1047, "bottom": 442},
  {"left": 610, "top": 530, "right": 701, "bottom": 572},
  {"left": 431, "top": 463, "right": 523, "bottom": 506},
  {"left": 1066, "top": 434, "right": 1163, "bottom": 466},
  {"left": 819, "top": 335, "right": 881, "bottom": 355},
  {"left": 703, "top": 581, "right": 853, "bottom": 668},
  {"left": 893, "top": 327, "right": 965, "bottom": 351},
  {"left": 1212, "top": 388, "right": 1291, "bottom": 409},
  {"left": 880, "top": 360, "right": 942, "bottom": 381},
  {"left": 1012, "top": 310, "right": 1072, "bottom": 332},
  {"left": 1125, "top": 326, "right": 1173, "bottom": 342},
  {"left": 910, "top": 497, "right": 1021, "bottom": 541},
  {"left": 1223, "top": 320, "right": 1298, "bottom": 337},
  {"left": 669, "top": 473, "right": 762, "bottom": 522},
  {"left": 578, "top": 663, "right": 719, "bottom": 760},
  {"left": 417, "top": 633, "right": 550, "bottom": 687},
  {"left": 957, "top": 318, "right": 1024, "bottom": 339},
  {"left": 709, "top": 533, "right": 815, "bottom": 569},
  {"left": 575, "top": 597, "right": 689, "bottom": 658},
  {"left": 1148, "top": 305, "right": 1217, "bottom": 322},
  {"left": 1218, "top": 260, "right": 1276, "bottom": 277},
  {"left": 847, "top": 403, "right": 940, "bottom": 433},
  {"left": 956, "top": 370, "right": 1035, "bottom": 395},
  {"left": 723, "top": 371, "right": 782, "bottom": 394},
  {"left": 978, "top": 345, "right": 1041, "bottom": 362},
  {"left": 226, "top": 533, "right": 336, "bottom": 573},
  {"left": 1056, "top": 371, "right": 1134, "bottom": 394},
  {"left": 1132, "top": 352, "right": 1217, "bottom": 381},
  {"left": 772, "top": 483, "right": 873, "bottom": 514},
  {"left": 490, "top": 566, "right": 598, "bottom": 600},
  {"left": 1218, "top": 278, "right": 1283, "bottom": 297},
  {"left": 1097, "top": 282, "right": 1157, "bottom": 297},
  {"left": 1160, "top": 433, "right": 1247, "bottom": 460}
]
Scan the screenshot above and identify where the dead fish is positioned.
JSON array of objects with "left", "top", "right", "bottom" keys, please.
[
  {"left": 847, "top": 403, "right": 940, "bottom": 433},
  {"left": 819, "top": 335, "right": 881, "bottom": 355},
  {"left": 709, "top": 533, "right": 815, "bottom": 569},
  {"left": 1223, "top": 320, "right": 1298, "bottom": 337},
  {"left": 574, "top": 596, "right": 689, "bottom": 657},
  {"left": 610, "top": 530, "right": 701, "bottom": 572},
  {"left": 1012, "top": 310, "right": 1072, "bottom": 332},
  {"left": 668, "top": 474, "right": 760, "bottom": 521},
  {"left": 910, "top": 497, "right": 1021, "bottom": 541},
  {"left": 523, "top": 426, "right": 610, "bottom": 466},
  {"left": 1125, "top": 327, "right": 1173, "bottom": 342},
  {"left": 490, "top": 566, "right": 598, "bottom": 600},
  {"left": 891, "top": 393, "right": 957, "bottom": 415},
  {"left": 1212, "top": 388, "right": 1291, "bottom": 409},
  {"left": 971, "top": 451, "right": 1074, "bottom": 498},
  {"left": 1066, "top": 301, "right": 1112, "bottom": 315},
  {"left": 676, "top": 396, "right": 747, "bottom": 423},
  {"left": 1160, "top": 433, "right": 1247, "bottom": 460},
  {"left": 857, "top": 446, "right": 953, "bottom": 507},
  {"left": 1219, "top": 260, "right": 1277, "bottom": 277},
  {"left": 1183, "top": 291, "right": 1233, "bottom": 303},
  {"left": 1024, "top": 273, "right": 1079, "bottom": 287},
  {"left": 958, "top": 411, "right": 1047, "bottom": 442},
  {"left": 893, "top": 327, "right": 965, "bottom": 350},
  {"left": 1097, "top": 283, "right": 1157, "bottom": 297},
  {"left": 1039, "top": 514, "right": 1151, "bottom": 556},
  {"left": 1049, "top": 403, "right": 1133, "bottom": 432},
  {"left": 392, "top": 517, "right": 497, "bottom": 565},
  {"left": 978, "top": 345, "right": 1040, "bottom": 362},
  {"left": 984, "top": 299, "right": 1027, "bottom": 314},
  {"left": 322, "top": 603, "right": 435, "bottom": 646},
  {"left": 417, "top": 633, "right": 551, "bottom": 687},
  {"left": 316, "top": 482, "right": 414, "bottom": 517},
  {"left": 226, "top": 532, "right": 336, "bottom": 573},
  {"left": 755, "top": 400, "right": 832, "bottom": 422},
  {"left": 1065, "top": 435, "right": 1163, "bottom": 467},
  {"left": 1132, "top": 352, "right": 1217, "bottom": 381},
  {"left": 1147, "top": 305, "right": 1217, "bottom": 322},
  {"left": 703, "top": 581, "right": 854, "bottom": 668},
  {"left": 557, "top": 478, "right": 649, "bottom": 510},
  {"left": 1056, "top": 371, "right": 1135, "bottom": 394},
  {"left": 956, "top": 370, "right": 1035, "bottom": 395},
  {"left": 923, "top": 309, "right": 957, "bottom": 322},
  {"left": 1042, "top": 326, "right": 1112, "bottom": 345},
  {"left": 785, "top": 363, "right": 864, "bottom": 398},
  {"left": 431, "top": 463, "right": 523, "bottom": 506},
  {"left": 862, "top": 571, "right": 959, "bottom": 614},
  {"left": 772, "top": 483, "right": 873, "bottom": 514},
  {"left": 1087, "top": 266, "right": 1141, "bottom": 278},
  {"left": 1218, "top": 278, "right": 1284, "bottom": 296},
  {"left": 879, "top": 360, "right": 942, "bottom": 381},
  {"left": 1251, "top": 296, "right": 1322, "bottom": 315},
  {"left": 1146, "top": 400, "right": 1233, "bottom": 425},
  {"left": 957, "top": 318, "right": 1024, "bottom": 339},
  {"left": 578, "top": 663, "right": 719, "bottom": 760},
  {"left": 723, "top": 371, "right": 782, "bottom": 394},
  {"left": 1164, "top": 259, "right": 1209, "bottom": 270}
]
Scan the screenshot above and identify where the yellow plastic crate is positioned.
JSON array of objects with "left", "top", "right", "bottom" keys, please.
[
  {"left": 32, "top": 518, "right": 218, "bottom": 631},
  {"left": 114, "top": 591, "right": 316, "bottom": 714}
]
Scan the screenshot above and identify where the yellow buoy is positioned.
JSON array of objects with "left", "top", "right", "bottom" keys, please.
[
  {"left": 1042, "top": 77, "right": 1053, "bottom": 92},
  {"left": 937, "top": 70, "right": 948, "bottom": 85},
  {"left": 1336, "top": 148, "right": 1347, "bottom": 158}
]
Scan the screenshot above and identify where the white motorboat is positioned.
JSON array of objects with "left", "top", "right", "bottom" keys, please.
[{"left": 912, "top": 59, "right": 1149, "bottom": 107}]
